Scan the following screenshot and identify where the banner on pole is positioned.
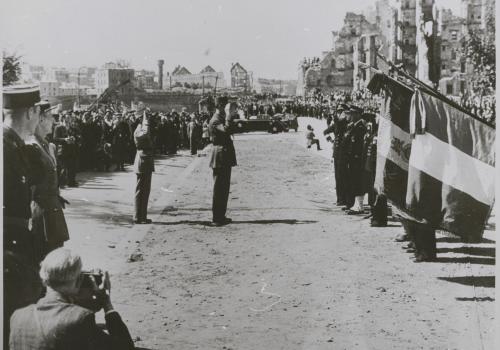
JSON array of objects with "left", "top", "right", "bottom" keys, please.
[
  {"left": 367, "top": 73, "right": 414, "bottom": 211},
  {"left": 406, "top": 89, "right": 495, "bottom": 240}
]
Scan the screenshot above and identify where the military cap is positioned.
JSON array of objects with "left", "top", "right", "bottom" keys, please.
[{"left": 3, "top": 84, "right": 41, "bottom": 109}]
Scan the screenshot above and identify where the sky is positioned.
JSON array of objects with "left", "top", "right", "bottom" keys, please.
[{"left": 1, "top": 0, "right": 462, "bottom": 80}]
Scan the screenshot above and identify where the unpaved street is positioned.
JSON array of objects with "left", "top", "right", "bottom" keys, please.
[{"left": 63, "top": 125, "right": 495, "bottom": 350}]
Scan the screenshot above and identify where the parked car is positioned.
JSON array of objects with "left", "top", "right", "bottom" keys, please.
[
  {"left": 232, "top": 114, "right": 294, "bottom": 134},
  {"left": 273, "top": 113, "right": 298, "bottom": 132}
]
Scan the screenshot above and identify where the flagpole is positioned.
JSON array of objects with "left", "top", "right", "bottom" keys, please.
[{"left": 375, "top": 52, "right": 494, "bottom": 128}]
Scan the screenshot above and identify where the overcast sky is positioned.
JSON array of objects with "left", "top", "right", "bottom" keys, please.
[{"left": 1, "top": 0, "right": 462, "bottom": 79}]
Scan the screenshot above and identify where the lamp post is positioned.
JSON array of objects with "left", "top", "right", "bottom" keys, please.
[{"left": 77, "top": 66, "right": 85, "bottom": 109}]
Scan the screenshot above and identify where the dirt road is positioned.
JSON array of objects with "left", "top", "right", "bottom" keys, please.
[{"left": 63, "top": 127, "right": 495, "bottom": 350}]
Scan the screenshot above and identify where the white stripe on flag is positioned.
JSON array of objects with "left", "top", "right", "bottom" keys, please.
[
  {"left": 377, "top": 117, "right": 410, "bottom": 171},
  {"left": 409, "top": 133, "right": 495, "bottom": 205}
]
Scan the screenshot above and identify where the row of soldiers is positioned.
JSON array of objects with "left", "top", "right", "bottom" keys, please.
[
  {"left": 322, "top": 99, "right": 445, "bottom": 262},
  {"left": 323, "top": 103, "right": 386, "bottom": 226},
  {"left": 47, "top": 107, "right": 210, "bottom": 187}
]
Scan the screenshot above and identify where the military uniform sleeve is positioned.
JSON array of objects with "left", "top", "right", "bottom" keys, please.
[
  {"left": 23, "top": 144, "right": 46, "bottom": 186},
  {"left": 52, "top": 126, "right": 67, "bottom": 145},
  {"left": 211, "top": 118, "right": 229, "bottom": 134}
]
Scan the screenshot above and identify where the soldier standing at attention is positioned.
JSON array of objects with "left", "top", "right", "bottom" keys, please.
[
  {"left": 209, "top": 97, "right": 237, "bottom": 226},
  {"left": 323, "top": 103, "right": 348, "bottom": 206},
  {"left": 133, "top": 111, "right": 155, "bottom": 224},
  {"left": 3, "top": 85, "right": 45, "bottom": 348},
  {"left": 345, "top": 105, "right": 368, "bottom": 215}
]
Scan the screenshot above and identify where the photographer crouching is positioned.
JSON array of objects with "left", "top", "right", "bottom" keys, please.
[{"left": 9, "top": 248, "right": 134, "bottom": 350}]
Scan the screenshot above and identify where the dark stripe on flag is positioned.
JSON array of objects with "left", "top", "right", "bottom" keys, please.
[
  {"left": 406, "top": 165, "right": 491, "bottom": 241},
  {"left": 368, "top": 73, "right": 414, "bottom": 132},
  {"left": 377, "top": 156, "right": 409, "bottom": 209},
  {"left": 412, "top": 90, "right": 495, "bottom": 166}
]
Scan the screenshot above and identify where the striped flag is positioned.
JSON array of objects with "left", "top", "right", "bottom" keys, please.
[
  {"left": 406, "top": 89, "right": 495, "bottom": 241},
  {"left": 367, "top": 73, "right": 414, "bottom": 211}
]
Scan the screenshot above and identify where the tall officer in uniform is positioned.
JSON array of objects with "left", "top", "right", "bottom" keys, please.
[
  {"left": 344, "top": 105, "right": 368, "bottom": 214},
  {"left": 323, "top": 103, "right": 348, "bottom": 206},
  {"left": 209, "top": 96, "right": 237, "bottom": 226},
  {"left": 3, "top": 85, "right": 45, "bottom": 348},
  {"left": 133, "top": 111, "right": 155, "bottom": 224}
]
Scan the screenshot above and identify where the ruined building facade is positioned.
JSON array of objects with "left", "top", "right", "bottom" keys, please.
[{"left": 297, "top": 0, "right": 493, "bottom": 97}]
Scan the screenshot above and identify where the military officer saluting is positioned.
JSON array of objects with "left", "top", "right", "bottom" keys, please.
[
  {"left": 3, "top": 84, "right": 45, "bottom": 348},
  {"left": 209, "top": 96, "right": 237, "bottom": 226},
  {"left": 133, "top": 110, "right": 155, "bottom": 224}
]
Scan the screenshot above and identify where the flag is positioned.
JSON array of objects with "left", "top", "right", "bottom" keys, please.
[
  {"left": 367, "top": 73, "right": 414, "bottom": 211},
  {"left": 406, "top": 89, "right": 495, "bottom": 241}
]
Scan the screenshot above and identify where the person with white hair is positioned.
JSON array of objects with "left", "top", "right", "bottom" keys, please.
[{"left": 9, "top": 248, "right": 134, "bottom": 350}]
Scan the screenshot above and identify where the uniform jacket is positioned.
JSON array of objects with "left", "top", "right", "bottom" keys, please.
[
  {"left": 9, "top": 290, "right": 134, "bottom": 350},
  {"left": 53, "top": 124, "right": 78, "bottom": 159},
  {"left": 25, "top": 139, "right": 69, "bottom": 259},
  {"left": 3, "top": 126, "right": 33, "bottom": 252},
  {"left": 346, "top": 119, "right": 367, "bottom": 161},
  {"left": 133, "top": 123, "right": 155, "bottom": 174},
  {"left": 52, "top": 124, "right": 68, "bottom": 158},
  {"left": 208, "top": 111, "right": 237, "bottom": 169}
]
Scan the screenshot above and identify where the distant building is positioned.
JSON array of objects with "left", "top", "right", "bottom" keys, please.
[
  {"left": 396, "top": 0, "right": 418, "bottom": 76},
  {"left": 296, "top": 0, "right": 489, "bottom": 96},
  {"left": 165, "top": 65, "right": 226, "bottom": 89},
  {"left": 297, "top": 13, "right": 378, "bottom": 95},
  {"left": 21, "top": 65, "right": 46, "bottom": 83},
  {"left": 39, "top": 80, "right": 90, "bottom": 98},
  {"left": 95, "top": 67, "right": 135, "bottom": 95},
  {"left": 68, "top": 67, "right": 97, "bottom": 88},
  {"left": 230, "top": 63, "right": 251, "bottom": 90},
  {"left": 353, "top": 0, "right": 398, "bottom": 90},
  {"left": 461, "top": 0, "right": 491, "bottom": 32},
  {"left": 58, "top": 82, "right": 89, "bottom": 96},
  {"left": 44, "top": 68, "right": 70, "bottom": 84},
  {"left": 254, "top": 78, "right": 297, "bottom": 95},
  {"left": 135, "top": 70, "right": 157, "bottom": 90},
  {"left": 437, "top": 8, "right": 467, "bottom": 95},
  {"left": 39, "top": 81, "right": 60, "bottom": 98}
]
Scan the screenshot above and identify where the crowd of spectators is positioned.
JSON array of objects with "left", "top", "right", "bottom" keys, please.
[
  {"left": 48, "top": 104, "right": 210, "bottom": 187},
  {"left": 459, "top": 93, "right": 496, "bottom": 125}
]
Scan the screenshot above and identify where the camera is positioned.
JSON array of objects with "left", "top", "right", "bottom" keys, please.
[
  {"left": 74, "top": 271, "right": 105, "bottom": 311},
  {"left": 81, "top": 271, "right": 103, "bottom": 286}
]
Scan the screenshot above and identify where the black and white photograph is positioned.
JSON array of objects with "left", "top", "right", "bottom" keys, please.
[{"left": 1, "top": 0, "right": 498, "bottom": 349}]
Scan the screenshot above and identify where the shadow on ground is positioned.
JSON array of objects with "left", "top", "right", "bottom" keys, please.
[
  {"left": 455, "top": 296, "right": 495, "bottom": 302},
  {"left": 438, "top": 276, "right": 495, "bottom": 288},
  {"left": 437, "top": 246, "right": 495, "bottom": 257},
  {"left": 432, "top": 257, "right": 495, "bottom": 265},
  {"left": 152, "top": 219, "right": 318, "bottom": 226},
  {"left": 436, "top": 236, "right": 495, "bottom": 244}
]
